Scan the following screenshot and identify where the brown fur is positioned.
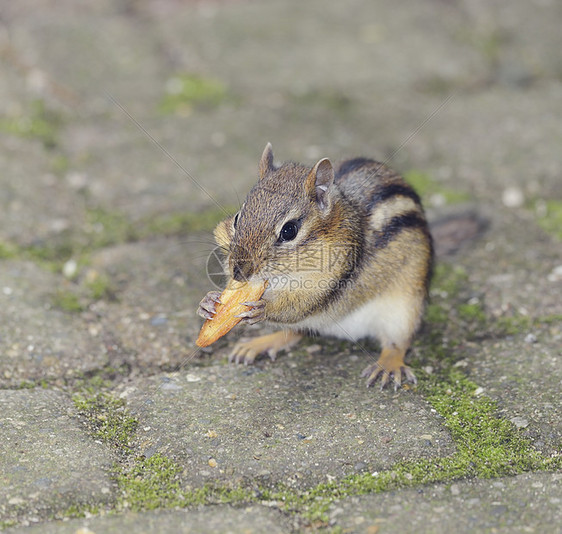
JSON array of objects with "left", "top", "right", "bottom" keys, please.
[{"left": 214, "top": 148, "right": 433, "bottom": 335}]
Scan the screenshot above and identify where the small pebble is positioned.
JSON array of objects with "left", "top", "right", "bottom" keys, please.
[
  {"left": 161, "top": 381, "right": 182, "bottom": 391},
  {"left": 150, "top": 315, "right": 168, "bottom": 326},
  {"left": 510, "top": 416, "right": 529, "bottom": 429},
  {"left": 66, "top": 172, "right": 88, "bottom": 189},
  {"left": 306, "top": 344, "right": 322, "bottom": 354},
  {"left": 524, "top": 333, "right": 537, "bottom": 344},
  {"left": 354, "top": 462, "right": 367, "bottom": 472},
  {"left": 450, "top": 484, "right": 460, "bottom": 496},
  {"left": 547, "top": 265, "right": 562, "bottom": 282},
  {"left": 208, "top": 458, "right": 217, "bottom": 468},
  {"left": 62, "top": 259, "right": 78, "bottom": 278},
  {"left": 502, "top": 186, "right": 524, "bottom": 208}
]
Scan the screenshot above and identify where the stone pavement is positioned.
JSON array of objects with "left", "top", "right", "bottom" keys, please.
[{"left": 0, "top": 0, "right": 560, "bottom": 532}]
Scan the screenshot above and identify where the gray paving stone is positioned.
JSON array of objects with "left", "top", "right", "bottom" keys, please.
[
  {"left": 87, "top": 238, "right": 211, "bottom": 370},
  {"left": 0, "top": 261, "right": 108, "bottom": 386},
  {"left": 469, "top": 334, "right": 561, "bottom": 456},
  {"left": 6, "top": 505, "right": 294, "bottom": 534},
  {"left": 0, "top": 140, "right": 87, "bottom": 246},
  {"left": 120, "top": 352, "right": 455, "bottom": 490},
  {"left": 329, "top": 472, "right": 562, "bottom": 534},
  {"left": 448, "top": 213, "right": 562, "bottom": 455},
  {"left": 0, "top": 389, "right": 115, "bottom": 524},
  {"left": 1, "top": 0, "right": 561, "bottom": 531}
]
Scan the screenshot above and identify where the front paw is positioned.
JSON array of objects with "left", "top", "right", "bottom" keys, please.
[
  {"left": 234, "top": 299, "right": 266, "bottom": 325},
  {"left": 197, "top": 291, "right": 222, "bottom": 320}
]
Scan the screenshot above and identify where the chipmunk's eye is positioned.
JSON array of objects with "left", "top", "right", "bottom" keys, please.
[
  {"left": 279, "top": 220, "right": 298, "bottom": 242},
  {"left": 233, "top": 213, "right": 239, "bottom": 229}
]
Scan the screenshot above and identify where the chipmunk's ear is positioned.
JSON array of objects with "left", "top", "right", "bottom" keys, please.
[
  {"left": 306, "top": 158, "right": 334, "bottom": 212},
  {"left": 259, "top": 142, "right": 274, "bottom": 180}
]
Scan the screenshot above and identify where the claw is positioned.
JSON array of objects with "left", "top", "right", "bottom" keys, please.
[
  {"left": 234, "top": 308, "right": 262, "bottom": 320},
  {"left": 228, "top": 340, "right": 259, "bottom": 365},
  {"left": 362, "top": 347, "right": 416, "bottom": 391},
  {"left": 229, "top": 331, "right": 302, "bottom": 366},
  {"left": 392, "top": 370, "right": 402, "bottom": 391},
  {"left": 380, "top": 371, "right": 391, "bottom": 390},
  {"left": 403, "top": 367, "right": 417, "bottom": 385},
  {"left": 242, "top": 300, "right": 266, "bottom": 309},
  {"left": 364, "top": 366, "right": 383, "bottom": 387},
  {"left": 233, "top": 300, "right": 266, "bottom": 325},
  {"left": 199, "top": 309, "right": 215, "bottom": 320},
  {"left": 197, "top": 291, "right": 222, "bottom": 319}
]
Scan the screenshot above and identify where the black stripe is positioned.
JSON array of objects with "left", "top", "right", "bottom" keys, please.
[
  {"left": 374, "top": 211, "right": 428, "bottom": 249},
  {"left": 308, "top": 216, "right": 366, "bottom": 314},
  {"left": 425, "top": 232, "right": 435, "bottom": 297},
  {"left": 367, "top": 183, "right": 422, "bottom": 211},
  {"left": 336, "top": 158, "right": 374, "bottom": 178}
]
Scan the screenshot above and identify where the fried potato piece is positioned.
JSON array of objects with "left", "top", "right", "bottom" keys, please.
[{"left": 196, "top": 279, "right": 267, "bottom": 347}]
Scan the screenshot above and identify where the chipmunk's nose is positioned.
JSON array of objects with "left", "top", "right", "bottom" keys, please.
[{"left": 232, "top": 257, "right": 255, "bottom": 282}]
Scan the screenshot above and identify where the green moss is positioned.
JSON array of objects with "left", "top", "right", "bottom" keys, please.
[
  {"left": 15, "top": 380, "right": 37, "bottom": 389},
  {"left": 536, "top": 199, "right": 562, "bottom": 240},
  {"left": 143, "top": 206, "right": 235, "bottom": 236},
  {"left": 86, "top": 273, "right": 115, "bottom": 301},
  {"left": 404, "top": 170, "right": 471, "bottom": 204},
  {"left": 115, "top": 454, "right": 185, "bottom": 510},
  {"left": 458, "top": 302, "right": 486, "bottom": 322},
  {"left": 0, "top": 241, "right": 18, "bottom": 259},
  {"left": 51, "top": 289, "right": 84, "bottom": 313},
  {"left": 424, "top": 370, "right": 545, "bottom": 477},
  {"left": 494, "top": 315, "right": 533, "bottom": 336},
  {"left": 0, "top": 99, "right": 63, "bottom": 148},
  {"left": 73, "top": 392, "right": 138, "bottom": 449},
  {"left": 24, "top": 239, "right": 76, "bottom": 267},
  {"left": 425, "top": 303, "right": 448, "bottom": 324},
  {"left": 50, "top": 154, "right": 70, "bottom": 175},
  {"left": 473, "top": 29, "right": 509, "bottom": 64},
  {"left": 0, "top": 202, "right": 231, "bottom": 276},
  {"left": 114, "top": 455, "right": 256, "bottom": 512},
  {"left": 85, "top": 208, "right": 138, "bottom": 248},
  {"left": 494, "top": 313, "right": 562, "bottom": 337},
  {"left": 431, "top": 263, "right": 469, "bottom": 297},
  {"left": 53, "top": 504, "right": 101, "bottom": 521},
  {"left": 160, "top": 74, "right": 228, "bottom": 114}
]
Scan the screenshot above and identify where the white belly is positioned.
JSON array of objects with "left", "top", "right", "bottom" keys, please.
[{"left": 291, "top": 292, "right": 417, "bottom": 347}]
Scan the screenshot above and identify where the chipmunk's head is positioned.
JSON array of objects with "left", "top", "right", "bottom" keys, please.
[{"left": 213, "top": 144, "right": 357, "bottom": 295}]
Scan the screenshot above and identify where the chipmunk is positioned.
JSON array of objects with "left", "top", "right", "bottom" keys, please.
[{"left": 198, "top": 143, "right": 433, "bottom": 389}]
